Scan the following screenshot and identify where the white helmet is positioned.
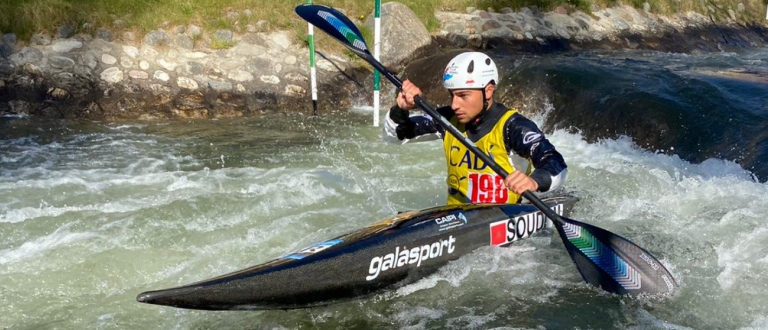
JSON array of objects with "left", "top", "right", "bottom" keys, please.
[{"left": 443, "top": 52, "right": 498, "bottom": 89}]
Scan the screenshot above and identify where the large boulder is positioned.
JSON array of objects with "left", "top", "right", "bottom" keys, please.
[{"left": 364, "top": 2, "right": 432, "bottom": 72}]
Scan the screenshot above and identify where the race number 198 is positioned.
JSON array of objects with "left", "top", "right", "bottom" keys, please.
[{"left": 468, "top": 173, "right": 508, "bottom": 203}]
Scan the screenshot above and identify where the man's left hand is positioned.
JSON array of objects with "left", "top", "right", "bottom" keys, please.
[{"left": 504, "top": 171, "right": 538, "bottom": 195}]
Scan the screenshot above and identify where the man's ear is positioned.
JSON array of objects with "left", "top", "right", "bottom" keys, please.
[{"left": 485, "top": 83, "right": 495, "bottom": 99}]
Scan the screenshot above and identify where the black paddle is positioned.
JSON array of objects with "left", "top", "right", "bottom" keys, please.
[{"left": 295, "top": 4, "right": 677, "bottom": 296}]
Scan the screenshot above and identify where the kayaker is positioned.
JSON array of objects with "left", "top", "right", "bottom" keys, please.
[{"left": 383, "top": 52, "right": 568, "bottom": 205}]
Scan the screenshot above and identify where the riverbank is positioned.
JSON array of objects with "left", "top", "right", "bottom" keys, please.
[{"left": 0, "top": 2, "right": 767, "bottom": 120}]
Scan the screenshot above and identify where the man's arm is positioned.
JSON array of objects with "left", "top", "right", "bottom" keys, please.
[
  {"left": 382, "top": 105, "right": 451, "bottom": 144},
  {"left": 503, "top": 114, "right": 568, "bottom": 192}
]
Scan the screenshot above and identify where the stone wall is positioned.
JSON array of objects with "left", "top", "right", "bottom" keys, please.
[
  {"left": 0, "top": 26, "right": 366, "bottom": 120},
  {"left": 433, "top": 5, "right": 768, "bottom": 52},
  {"left": 1, "top": 3, "right": 766, "bottom": 120}
]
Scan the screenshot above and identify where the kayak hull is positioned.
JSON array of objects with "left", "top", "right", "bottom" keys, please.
[{"left": 137, "top": 196, "right": 578, "bottom": 310}]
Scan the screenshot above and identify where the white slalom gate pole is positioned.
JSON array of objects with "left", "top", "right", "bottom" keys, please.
[
  {"left": 373, "top": 0, "right": 381, "bottom": 126},
  {"left": 308, "top": 0, "right": 318, "bottom": 116}
]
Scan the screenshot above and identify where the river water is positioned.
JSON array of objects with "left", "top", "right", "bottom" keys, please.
[{"left": 2, "top": 48, "right": 768, "bottom": 330}]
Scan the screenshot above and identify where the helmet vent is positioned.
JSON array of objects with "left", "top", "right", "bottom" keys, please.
[{"left": 467, "top": 60, "right": 474, "bottom": 74}]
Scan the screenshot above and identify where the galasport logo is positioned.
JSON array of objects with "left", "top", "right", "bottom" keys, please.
[
  {"left": 366, "top": 236, "right": 456, "bottom": 281},
  {"left": 489, "top": 204, "right": 563, "bottom": 246}
]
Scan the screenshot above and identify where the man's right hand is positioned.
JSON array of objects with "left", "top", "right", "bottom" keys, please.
[{"left": 396, "top": 80, "right": 422, "bottom": 110}]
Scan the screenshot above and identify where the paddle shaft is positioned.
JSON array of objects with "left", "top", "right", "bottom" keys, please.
[{"left": 368, "top": 59, "right": 565, "bottom": 225}]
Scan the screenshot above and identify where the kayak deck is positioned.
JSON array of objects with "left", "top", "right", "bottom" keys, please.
[{"left": 137, "top": 196, "right": 578, "bottom": 310}]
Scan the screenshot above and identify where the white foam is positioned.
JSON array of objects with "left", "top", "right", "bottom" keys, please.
[
  {"left": 739, "top": 315, "right": 768, "bottom": 330},
  {"left": 716, "top": 226, "right": 768, "bottom": 291},
  {"left": 627, "top": 308, "right": 695, "bottom": 330},
  {"left": 0, "top": 224, "right": 98, "bottom": 265}
]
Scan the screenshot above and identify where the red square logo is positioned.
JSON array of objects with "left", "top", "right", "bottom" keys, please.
[{"left": 490, "top": 220, "right": 508, "bottom": 246}]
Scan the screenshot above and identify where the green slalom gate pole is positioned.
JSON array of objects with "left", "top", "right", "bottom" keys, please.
[
  {"left": 308, "top": 0, "right": 318, "bottom": 116},
  {"left": 373, "top": 0, "right": 381, "bottom": 126}
]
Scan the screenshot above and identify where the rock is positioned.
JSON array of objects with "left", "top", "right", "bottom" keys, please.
[
  {"left": 128, "top": 70, "right": 149, "bottom": 79},
  {"left": 47, "top": 87, "right": 70, "bottom": 100},
  {"left": 101, "top": 67, "right": 124, "bottom": 83},
  {"left": 153, "top": 70, "right": 170, "bottom": 82},
  {"left": 187, "top": 25, "right": 204, "bottom": 37},
  {"left": 260, "top": 75, "right": 280, "bottom": 84},
  {"left": 82, "top": 52, "right": 98, "bottom": 69},
  {"left": 213, "top": 30, "right": 234, "bottom": 43},
  {"left": 96, "top": 28, "right": 113, "bottom": 41},
  {"left": 9, "top": 100, "right": 33, "bottom": 116},
  {"left": 225, "top": 70, "right": 252, "bottom": 82},
  {"left": 364, "top": 2, "right": 432, "bottom": 71},
  {"left": 175, "top": 92, "right": 207, "bottom": 111},
  {"left": 157, "top": 58, "right": 178, "bottom": 71},
  {"left": 0, "top": 61, "right": 12, "bottom": 76},
  {"left": 122, "top": 32, "right": 136, "bottom": 42},
  {"left": 269, "top": 32, "right": 292, "bottom": 49},
  {"left": 10, "top": 47, "right": 44, "bottom": 65},
  {"left": 177, "top": 77, "right": 198, "bottom": 90},
  {"left": 56, "top": 25, "right": 76, "bottom": 39},
  {"left": 144, "top": 30, "right": 171, "bottom": 46},
  {"left": 185, "top": 61, "right": 205, "bottom": 75},
  {"left": 481, "top": 20, "right": 502, "bottom": 31},
  {"left": 120, "top": 56, "right": 134, "bottom": 68},
  {"left": 207, "top": 80, "right": 233, "bottom": 92},
  {"left": 31, "top": 34, "right": 51, "bottom": 46},
  {"left": 123, "top": 46, "right": 140, "bottom": 58},
  {"left": 52, "top": 40, "right": 83, "bottom": 53},
  {"left": 141, "top": 46, "right": 159, "bottom": 58},
  {"left": 0, "top": 45, "right": 11, "bottom": 59},
  {"left": 102, "top": 54, "right": 117, "bottom": 65},
  {"left": 50, "top": 56, "right": 76, "bottom": 69},
  {"left": 184, "top": 51, "right": 207, "bottom": 59},
  {"left": 3, "top": 33, "right": 17, "bottom": 48},
  {"left": 140, "top": 61, "right": 150, "bottom": 70},
  {"left": 284, "top": 84, "right": 306, "bottom": 96},
  {"left": 24, "top": 63, "right": 43, "bottom": 75},
  {"left": 176, "top": 35, "right": 194, "bottom": 49},
  {"left": 556, "top": 28, "right": 571, "bottom": 39}
]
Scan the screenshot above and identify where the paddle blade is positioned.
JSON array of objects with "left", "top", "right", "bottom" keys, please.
[
  {"left": 295, "top": 4, "right": 371, "bottom": 58},
  {"left": 554, "top": 216, "right": 677, "bottom": 296}
]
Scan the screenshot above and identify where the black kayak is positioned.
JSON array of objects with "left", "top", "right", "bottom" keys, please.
[{"left": 137, "top": 196, "right": 578, "bottom": 310}]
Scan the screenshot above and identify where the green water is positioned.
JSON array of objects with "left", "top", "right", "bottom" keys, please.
[{"left": 2, "top": 112, "right": 767, "bottom": 329}]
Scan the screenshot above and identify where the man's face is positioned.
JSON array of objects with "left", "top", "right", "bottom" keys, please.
[{"left": 449, "top": 84, "right": 494, "bottom": 124}]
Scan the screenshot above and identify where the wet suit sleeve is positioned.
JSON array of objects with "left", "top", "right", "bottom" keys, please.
[
  {"left": 383, "top": 105, "right": 451, "bottom": 143},
  {"left": 503, "top": 114, "right": 568, "bottom": 192}
]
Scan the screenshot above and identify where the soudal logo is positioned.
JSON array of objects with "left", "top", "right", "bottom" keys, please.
[
  {"left": 489, "top": 204, "right": 564, "bottom": 246},
  {"left": 366, "top": 236, "right": 456, "bottom": 281}
]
